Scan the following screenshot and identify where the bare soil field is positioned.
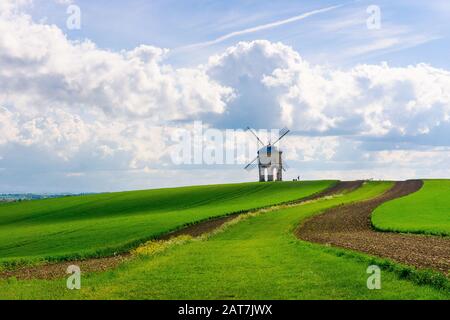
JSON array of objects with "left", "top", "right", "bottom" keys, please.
[{"left": 297, "top": 180, "right": 450, "bottom": 274}]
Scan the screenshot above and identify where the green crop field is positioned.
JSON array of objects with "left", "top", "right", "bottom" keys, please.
[
  {"left": 1, "top": 181, "right": 449, "bottom": 300},
  {"left": 0, "top": 181, "right": 333, "bottom": 266},
  {"left": 372, "top": 180, "right": 450, "bottom": 237}
]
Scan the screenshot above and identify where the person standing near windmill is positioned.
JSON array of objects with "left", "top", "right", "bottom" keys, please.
[{"left": 244, "top": 127, "right": 290, "bottom": 182}]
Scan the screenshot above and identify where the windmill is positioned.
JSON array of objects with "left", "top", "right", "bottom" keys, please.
[{"left": 244, "top": 127, "right": 290, "bottom": 182}]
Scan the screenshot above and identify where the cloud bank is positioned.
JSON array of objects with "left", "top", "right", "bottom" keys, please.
[{"left": 1, "top": 3, "right": 450, "bottom": 192}]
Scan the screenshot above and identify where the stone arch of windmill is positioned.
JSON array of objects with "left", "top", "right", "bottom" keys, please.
[{"left": 244, "top": 127, "right": 290, "bottom": 182}]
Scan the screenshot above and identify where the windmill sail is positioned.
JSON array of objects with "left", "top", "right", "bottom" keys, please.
[
  {"left": 245, "top": 127, "right": 265, "bottom": 147},
  {"left": 272, "top": 127, "right": 290, "bottom": 146},
  {"left": 244, "top": 156, "right": 259, "bottom": 171}
]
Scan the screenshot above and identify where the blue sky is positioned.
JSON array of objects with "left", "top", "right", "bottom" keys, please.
[
  {"left": 1, "top": 0, "right": 450, "bottom": 193},
  {"left": 29, "top": 0, "right": 450, "bottom": 68}
]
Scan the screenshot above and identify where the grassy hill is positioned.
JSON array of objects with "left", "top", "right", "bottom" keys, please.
[
  {"left": 2, "top": 181, "right": 448, "bottom": 300},
  {"left": 372, "top": 180, "right": 450, "bottom": 237},
  {"left": 0, "top": 181, "right": 334, "bottom": 265}
]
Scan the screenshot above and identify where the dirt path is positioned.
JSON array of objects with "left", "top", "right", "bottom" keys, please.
[
  {"left": 1, "top": 181, "right": 358, "bottom": 280},
  {"left": 0, "top": 217, "right": 242, "bottom": 280},
  {"left": 0, "top": 255, "right": 131, "bottom": 280},
  {"left": 296, "top": 180, "right": 450, "bottom": 274}
]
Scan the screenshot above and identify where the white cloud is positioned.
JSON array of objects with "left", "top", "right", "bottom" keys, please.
[
  {"left": 0, "top": 8, "right": 234, "bottom": 122},
  {"left": 0, "top": 0, "right": 31, "bottom": 16},
  {"left": 282, "top": 136, "right": 340, "bottom": 162},
  {"left": 1, "top": 6, "right": 450, "bottom": 191},
  {"left": 259, "top": 45, "right": 450, "bottom": 138},
  {"left": 202, "top": 40, "right": 450, "bottom": 140},
  {"left": 54, "top": 0, "right": 74, "bottom": 4},
  {"left": 0, "top": 6, "right": 235, "bottom": 179}
]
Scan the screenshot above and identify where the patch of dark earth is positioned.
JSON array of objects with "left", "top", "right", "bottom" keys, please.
[
  {"left": 296, "top": 180, "right": 450, "bottom": 274},
  {"left": 0, "top": 255, "right": 130, "bottom": 281}
]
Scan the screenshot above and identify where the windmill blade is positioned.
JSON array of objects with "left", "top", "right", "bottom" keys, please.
[
  {"left": 272, "top": 127, "right": 290, "bottom": 146},
  {"left": 244, "top": 156, "right": 259, "bottom": 171},
  {"left": 279, "top": 127, "right": 290, "bottom": 137},
  {"left": 245, "top": 163, "right": 258, "bottom": 171},
  {"left": 245, "top": 127, "right": 265, "bottom": 147}
]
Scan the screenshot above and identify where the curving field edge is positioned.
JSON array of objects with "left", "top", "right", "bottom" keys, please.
[{"left": 296, "top": 180, "right": 450, "bottom": 274}]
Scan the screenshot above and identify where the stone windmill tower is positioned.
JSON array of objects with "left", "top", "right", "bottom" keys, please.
[{"left": 244, "top": 127, "right": 290, "bottom": 182}]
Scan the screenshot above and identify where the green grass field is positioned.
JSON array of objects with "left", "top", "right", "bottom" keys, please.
[
  {"left": 1, "top": 181, "right": 449, "bottom": 300},
  {"left": 372, "top": 180, "right": 450, "bottom": 237},
  {"left": 0, "top": 181, "right": 333, "bottom": 266}
]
